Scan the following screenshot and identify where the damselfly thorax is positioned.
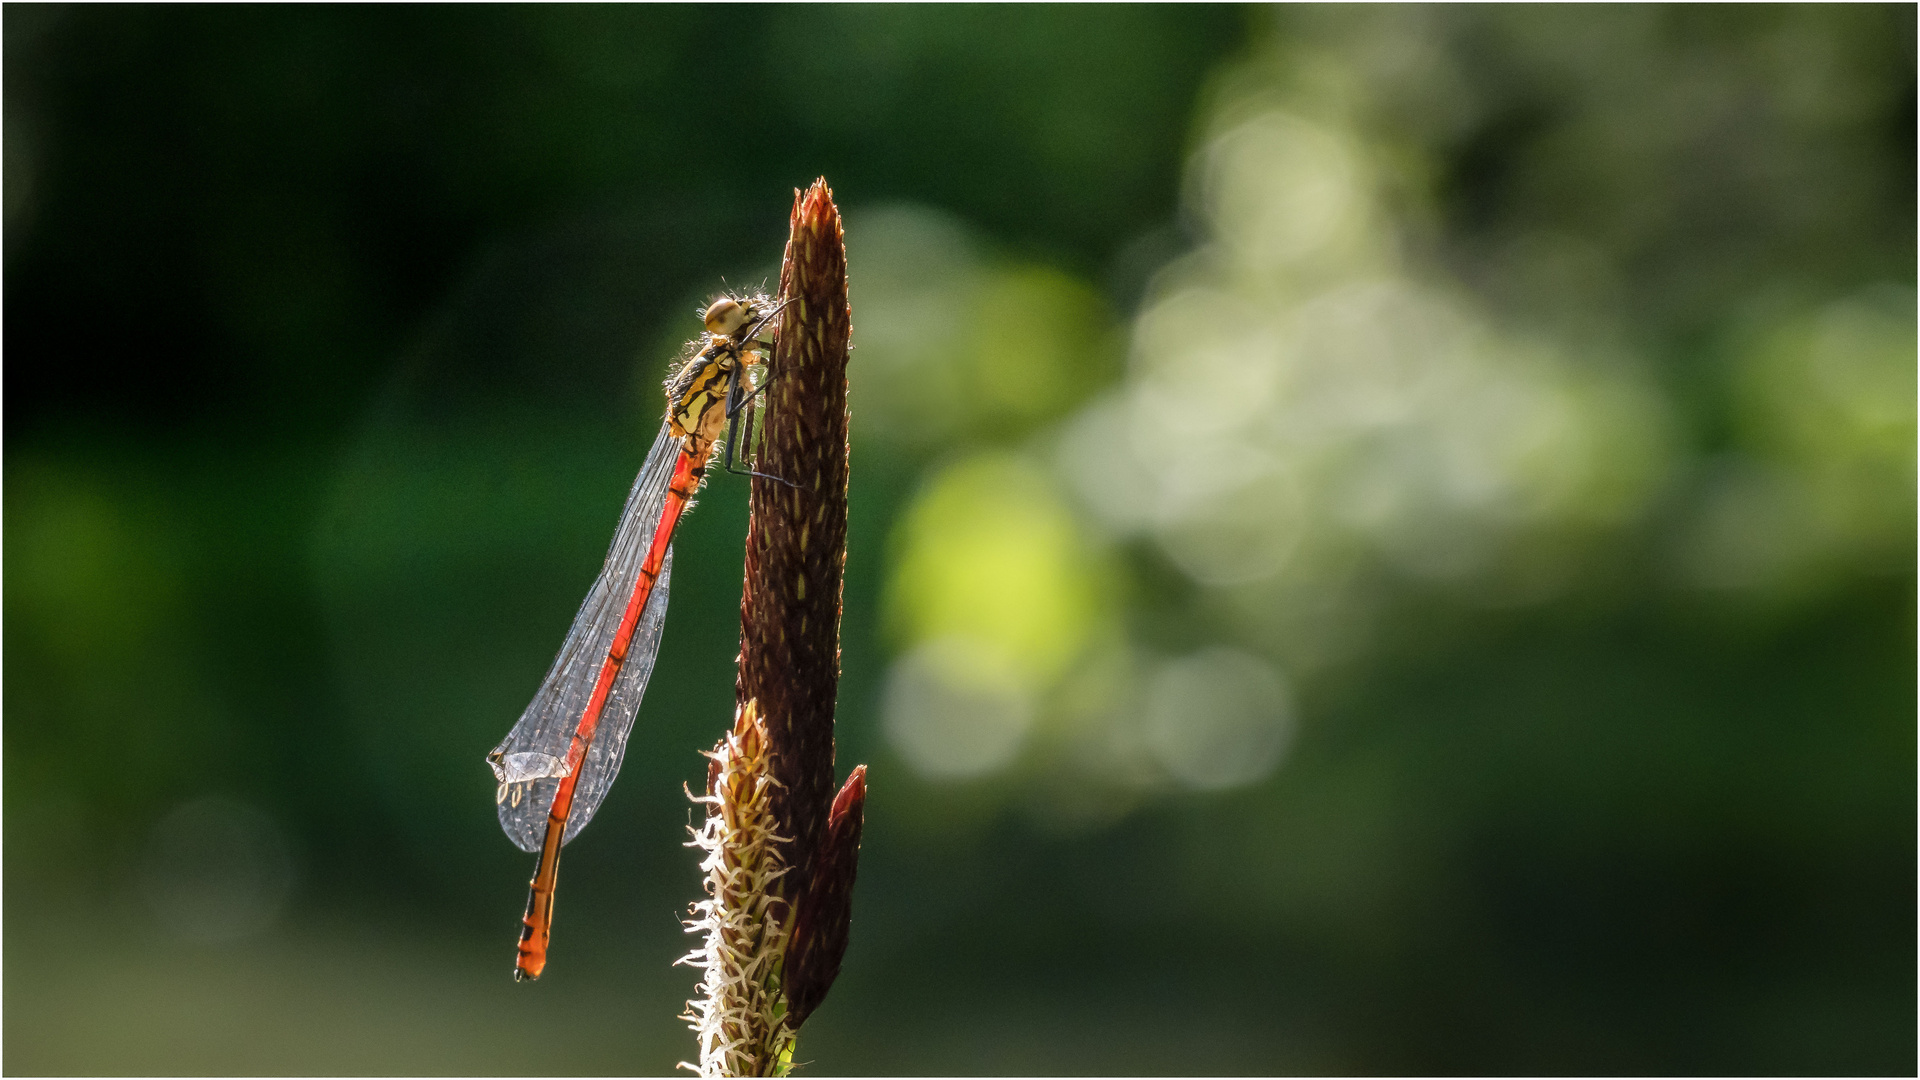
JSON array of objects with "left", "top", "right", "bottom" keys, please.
[{"left": 666, "top": 295, "right": 780, "bottom": 464}]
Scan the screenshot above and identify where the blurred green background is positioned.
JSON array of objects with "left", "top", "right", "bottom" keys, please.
[{"left": 5, "top": 5, "right": 1913, "bottom": 1075}]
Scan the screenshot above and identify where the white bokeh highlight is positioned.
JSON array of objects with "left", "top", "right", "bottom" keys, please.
[
  {"left": 883, "top": 636, "right": 1038, "bottom": 781},
  {"left": 1144, "top": 647, "right": 1296, "bottom": 791}
]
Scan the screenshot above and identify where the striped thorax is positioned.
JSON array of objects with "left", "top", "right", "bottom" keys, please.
[{"left": 665, "top": 295, "right": 776, "bottom": 461}]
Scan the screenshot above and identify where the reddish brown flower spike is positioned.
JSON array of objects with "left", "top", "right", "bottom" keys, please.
[
  {"left": 732, "top": 178, "right": 866, "bottom": 1028},
  {"left": 738, "top": 180, "right": 852, "bottom": 881}
]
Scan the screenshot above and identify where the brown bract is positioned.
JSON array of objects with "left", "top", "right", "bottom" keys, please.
[{"left": 784, "top": 766, "right": 866, "bottom": 1027}]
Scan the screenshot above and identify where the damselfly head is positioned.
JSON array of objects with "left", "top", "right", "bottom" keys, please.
[{"left": 703, "top": 297, "right": 755, "bottom": 337}]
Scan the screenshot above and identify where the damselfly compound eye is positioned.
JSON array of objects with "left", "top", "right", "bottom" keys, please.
[{"left": 703, "top": 298, "right": 750, "bottom": 336}]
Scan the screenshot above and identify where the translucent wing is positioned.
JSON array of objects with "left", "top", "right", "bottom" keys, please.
[{"left": 488, "top": 421, "right": 683, "bottom": 853}]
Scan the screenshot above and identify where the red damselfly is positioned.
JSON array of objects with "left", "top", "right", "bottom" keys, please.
[{"left": 486, "top": 292, "right": 789, "bottom": 981}]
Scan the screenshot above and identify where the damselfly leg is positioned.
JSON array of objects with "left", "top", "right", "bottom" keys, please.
[
  {"left": 720, "top": 371, "right": 798, "bottom": 488},
  {"left": 718, "top": 300, "right": 800, "bottom": 489}
]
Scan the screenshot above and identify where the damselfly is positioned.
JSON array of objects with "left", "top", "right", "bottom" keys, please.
[{"left": 486, "top": 292, "right": 789, "bottom": 981}]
